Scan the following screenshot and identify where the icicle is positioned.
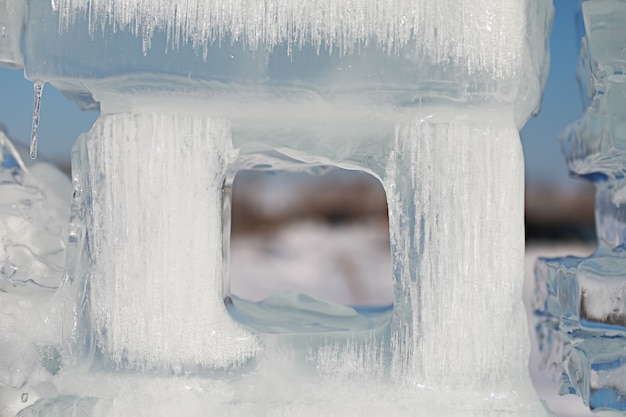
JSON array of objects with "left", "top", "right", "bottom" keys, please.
[{"left": 30, "top": 81, "right": 44, "bottom": 160}]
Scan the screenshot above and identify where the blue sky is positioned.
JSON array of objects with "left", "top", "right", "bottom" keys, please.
[{"left": 0, "top": 0, "right": 584, "bottom": 186}]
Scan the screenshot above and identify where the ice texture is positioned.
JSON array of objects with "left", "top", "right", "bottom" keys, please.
[
  {"left": 385, "top": 114, "right": 528, "bottom": 389},
  {"left": 0, "top": 0, "right": 24, "bottom": 68},
  {"left": 534, "top": 0, "right": 626, "bottom": 414},
  {"left": 21, "top": 0, "right": 551, "bottom": 126},
  {"left": 1, "top": 0, "right": 555, "bottom": 415},
  {"left": 0, "top": 130, "right": 69, "bottom": 417},
  {"left": 0, "top": 129, "right": 70, "bottom": 293},
  {"left": 55, "top": 0, "right": 525, "bottom": 74},
  {"left": 66, "top": 113, "right": 258, "bottom": 370}
]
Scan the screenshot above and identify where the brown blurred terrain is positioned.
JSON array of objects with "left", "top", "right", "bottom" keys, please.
[{"left": 231, "top": 168, "right": 596, "bottom": 243}]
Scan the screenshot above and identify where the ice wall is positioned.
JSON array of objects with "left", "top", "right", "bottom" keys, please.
[
  {"left": 1, "top": 0, "right": 554, "bottom": 415},
  {"left": 533, "top": 0, "right": 626, "bottom": 414}
]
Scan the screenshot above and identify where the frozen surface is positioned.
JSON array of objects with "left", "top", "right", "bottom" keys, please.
[
  {"left": 0, "top": 130, "right": 68, "bottom": 417},
  {"left": 67, "top": 113, "right": 257, "bottom": 370},
  {"left": 1, "top": 0, "right": 555, "bottom": 415},
  {"left": 534, "top": 0, "right": 626, "bottom": 415},
  {"left": 0, "top": 129, "right": 70, "bottom": 293},
  {"left": 55, "top": 0, "right": 526, "bottom": 75},
  {"left": 385, "top": 114, "right": 529, "bottom": 390}
]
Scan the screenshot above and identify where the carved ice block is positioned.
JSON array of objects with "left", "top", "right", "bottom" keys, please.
[
  {"left": 1, "top": 0, "right": 554, "bottom": 415},
  {"left": 534, "top": 0, "right": 626, "bottom": 414}
]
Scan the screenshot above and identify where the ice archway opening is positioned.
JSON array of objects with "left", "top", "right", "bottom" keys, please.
[{"left": 225, "top": 157, "right": 395, "bottom": 335}]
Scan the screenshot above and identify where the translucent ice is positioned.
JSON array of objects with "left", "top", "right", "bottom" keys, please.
[
  {"left": 1, "top": 0, "right": 555, "bottom": 415},
  {"left": 534, "top": 0, "right": 626, "bottom": 414},
  {"left": 66, "top": 113, "right": 257, "bottom": 370},
  {"left": 0, "top": 130, "right": 69, "bottom": 417},
  {"left": 29, "top": 81, "right": 44, "bottom": 159}
]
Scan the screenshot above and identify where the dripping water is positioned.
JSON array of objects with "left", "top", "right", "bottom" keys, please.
[{"left": 30, "top": 81, "right": 45, "bottom": 159}]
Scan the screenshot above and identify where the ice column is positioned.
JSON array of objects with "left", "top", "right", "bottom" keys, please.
[
  {"left": 533, "top": 0, "right": 626, "bottom": 413},
  {"left": 67, "top": 113, "right": 257, "bottom": 370},
  {"left": 386, "top": 116, "right": 527, "bottom": 391}
]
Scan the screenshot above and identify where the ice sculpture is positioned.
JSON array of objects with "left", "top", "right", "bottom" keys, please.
[
  {"left": 1, "top": 0, "right": 554, "bottom": 415},
  {"left": 533, "top": 0, "right": 626, "bottom": 414}
]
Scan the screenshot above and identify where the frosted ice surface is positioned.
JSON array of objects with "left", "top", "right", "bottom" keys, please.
[
  {"left": 1, "top": 0, "right": 556, "bottom": 414},
  {"left": 57, "top": 0, "right": 526, "bottom": 76},
  {"left": 534, "top": 1, "right": 626, "bottom": 414},
  {"left": 0, "top": 0, "right": 25, "bottom": 68},
  {"left": 67, "top": 113, "right": 258, "bottom": 370},
  {"left": 385, "top": 112, "right": 529, "bottom": 391},
  {"left": 0, "top": 131, "right": 69, "bottom": 417}
]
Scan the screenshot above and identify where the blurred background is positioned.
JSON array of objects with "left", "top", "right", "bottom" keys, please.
[{"left": 0, "top": 0, "right": 595, "bottom": 301}]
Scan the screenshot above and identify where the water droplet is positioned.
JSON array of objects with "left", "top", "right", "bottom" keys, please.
[
  {"left": 30, "top": 81, "right": 45, "bottom": 159},
  {"left": 21, "top": 392, "right": 28, "bottom": 403}
]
